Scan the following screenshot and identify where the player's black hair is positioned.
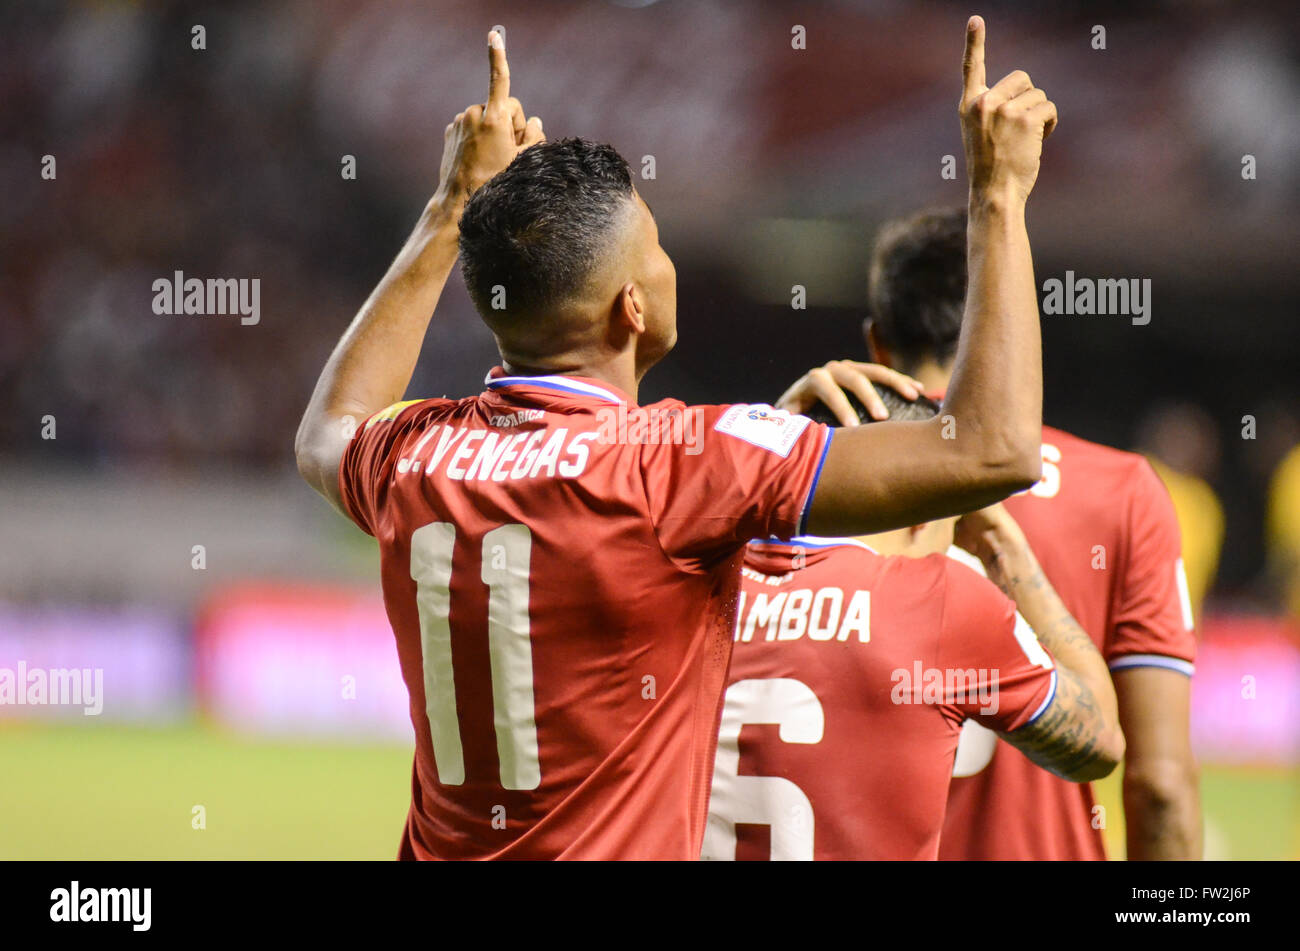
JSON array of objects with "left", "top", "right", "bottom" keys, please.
[
  {"left": 459, "top": 137, "right": 635, "bottom": 321},
  {"left": 867, "top": 206, "right": 968, "bottom": 373},
  {"left": 802, "top": 385, "right": 941, "bottom": 427}
]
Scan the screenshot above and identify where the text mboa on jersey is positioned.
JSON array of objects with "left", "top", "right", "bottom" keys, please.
[{"left": 735, "top": 565, "right": 871, "bottom": 643}]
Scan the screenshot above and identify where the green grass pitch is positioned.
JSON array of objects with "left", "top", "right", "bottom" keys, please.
[{"left": 1, "top": 721, "right": 1295, "bottom": 859}]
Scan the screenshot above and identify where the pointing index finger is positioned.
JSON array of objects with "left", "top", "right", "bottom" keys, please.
[
  {"left": 962, "top": 15, "right": 986, "bottom": 101},
  {"left": 488, "top": 29, "right": 509, "bottom": 108}
]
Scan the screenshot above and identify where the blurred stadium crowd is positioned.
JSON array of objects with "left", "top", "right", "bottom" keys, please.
[{"left": 3, "top": 1, "right": 1297, "bottom": 613}]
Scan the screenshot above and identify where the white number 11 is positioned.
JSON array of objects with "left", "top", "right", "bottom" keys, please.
[{"left": 410, "top": 522, "right": 541, "bottom": 790}]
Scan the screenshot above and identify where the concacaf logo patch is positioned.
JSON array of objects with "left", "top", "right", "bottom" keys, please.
[{"left": 714, "top": 404, "right": 812, "bottom": 457}]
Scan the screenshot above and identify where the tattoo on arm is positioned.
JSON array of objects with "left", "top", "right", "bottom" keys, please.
[
  {"left": 986, "top": 549, "right": 1119, "bottom": 780},
  {"left": 999, "top": 667, "right": 1110, "bottom": 781}
]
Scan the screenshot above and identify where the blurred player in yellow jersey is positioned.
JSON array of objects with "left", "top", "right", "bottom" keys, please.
[
  {"left": 1267, "top": 443, "right": 1300, "bottom": 622},
  {"left": 1136, "top": 403, "right": 1225, "bottom": 625}
]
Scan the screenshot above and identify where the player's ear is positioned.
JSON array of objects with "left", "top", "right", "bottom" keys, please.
[
  {"left": 616, "top": 282, "right": 647, "bottom": 335},
  {"left": 865, "top": 320, "right": 893, "bottom": 367}
]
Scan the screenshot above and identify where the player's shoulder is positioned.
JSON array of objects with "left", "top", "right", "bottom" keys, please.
[
  {"left": 744, "top": 535, "right": 881, "bottom": 574},
  {"left": 349, "top": 398, "right": 466, "bottom": 446},
  {"left": 683, "top": 401, "right": 815, "bottom": 431},
  {"left": 643, "top": 396, "right": 690, "bottom": 413},
  {"left": 931, "top": 548, "right": 1000, "bottom": 595},
  {"left": 749, "top": 541, "right": 954, "bottom": 616},
  {"left": 872, "top": 550, "right": 958, "bottom": 602},
  {"left": 1045, "top": 425, "right": 1149, "bottom": 474},
  {"left": 364, "top": 396, "right": 464, "bottom": 426},
  {"left": 1043, "top": 424, "right": 1166, "bottom": 497},
  {"left": 644, "top": 400, "right": 824, "bottom": 460},
  {"left": 933, "top": 547, "right": 1020, "bottom": 611},
  {"left": 857, "top": 550, "right": 1014, "bottom": 644}
]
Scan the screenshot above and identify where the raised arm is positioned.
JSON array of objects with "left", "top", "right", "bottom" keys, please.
[
  {"left": 295, "top": 30, "right": 543, "bottom": 512},
  {"left": 956, "top": 504, "right": 1124, "bottom": 782},
  {"left": 803, "top": 17, "right": 1057, "bottom": 535}
]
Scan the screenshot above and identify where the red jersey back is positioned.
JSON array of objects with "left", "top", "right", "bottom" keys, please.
[
  {"left": 940, "top": 425, "right": 1197, "bottom": 860},
  {"left": 702, "top": 537, "right": 1057, "bottom": 860},
  {"left": 338, "top": 371, "right": 831, "bottom": 859}
]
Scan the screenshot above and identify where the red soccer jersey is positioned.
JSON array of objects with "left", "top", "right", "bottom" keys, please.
[
  {"left": 338, "top": 370, "right": 832, "bottom": 860},
  {"left": 702, "top": 537, "right": 1058, "bottom": 861},
  {"left": 940, "top": 425, "right": 1197, "bottom": 860}
]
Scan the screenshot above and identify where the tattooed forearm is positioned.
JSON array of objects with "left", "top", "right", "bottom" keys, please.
[
  {"left": 1043, "top": 599, "right": 1098, "bottom": 658},
  {"left": 991, "top": 547, "right": 1119, "bottom": 724},
  {"left": 1000, "top": 668, "right": 1115, "bottom": 781},
  {"left": 975, "top": 512, "right": 1124, "bottom": 781}
]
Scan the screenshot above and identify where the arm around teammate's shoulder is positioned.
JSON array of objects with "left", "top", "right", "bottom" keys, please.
[{"left": 805, "top": 413, "right": 1041, "bottom": 536}]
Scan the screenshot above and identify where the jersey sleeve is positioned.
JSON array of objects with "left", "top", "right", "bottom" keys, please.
[
  {"left": 1107, "top": 460, "right": 1197, "bottom": 675},
  {"left": 641, "top": 403, "right": 832, "bottom": 565},
  {"left": 936, "top": 557, "right": 1058, "bottom": 734},
  {"left": 337, "top": 399, "right": 442, "bottom": 536}
]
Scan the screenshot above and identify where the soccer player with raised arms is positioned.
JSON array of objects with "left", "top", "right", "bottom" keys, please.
[{"left": 295, "top": 19, "right": 1059, "bottom": 859}]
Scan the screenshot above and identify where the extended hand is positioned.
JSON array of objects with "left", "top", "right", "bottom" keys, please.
[
  {"left": 959, "top": 16, "right": 1058, "bottom": 204},
  {"left": 435, "top": 30, "right": 545, "bottom": 206}
]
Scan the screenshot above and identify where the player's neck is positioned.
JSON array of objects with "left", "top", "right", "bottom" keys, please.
[
  {"left": 907, "top": 359, "right": 953, "bottom": 396},
  {"left": 500, "top": 355, "right": 641, "bottom": 404},
  {"left": 856, "top": 528, "right": 911, "bottom": 556},
  {"left": 858, "top": 526, "right": 946, "bottom": 559}
]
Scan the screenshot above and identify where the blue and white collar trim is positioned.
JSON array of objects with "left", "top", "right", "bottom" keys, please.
[
  {"left": 752, "top": 535, "right": 878, "bottom": 553},
  {"left": 485, "top": 373, "right": 625, "bottom": 405}
]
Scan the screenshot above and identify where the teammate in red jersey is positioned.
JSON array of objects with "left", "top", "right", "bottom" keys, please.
[
  {"left": 942, "top": 426, "right": 1198, "bottom": 860},
  {"left": 805, "top": 206, "right": 1199, "bottom": 860},
  {"left": 296, "top": 23, "right": 1060, "bottom": 858},
  {"left": 703, "top": 389, "right": 1123, "bottom": 860}
]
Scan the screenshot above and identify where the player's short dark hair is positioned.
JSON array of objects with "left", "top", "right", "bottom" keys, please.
[
  {"left": 459, "top": 137, "right": 635, "bottom": 321},
  {"left": 868, "top": 206, "right": 967, "bottom": 371},
  {"left": 802, "top": 385, "right": 941, "bottom": 427}
]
